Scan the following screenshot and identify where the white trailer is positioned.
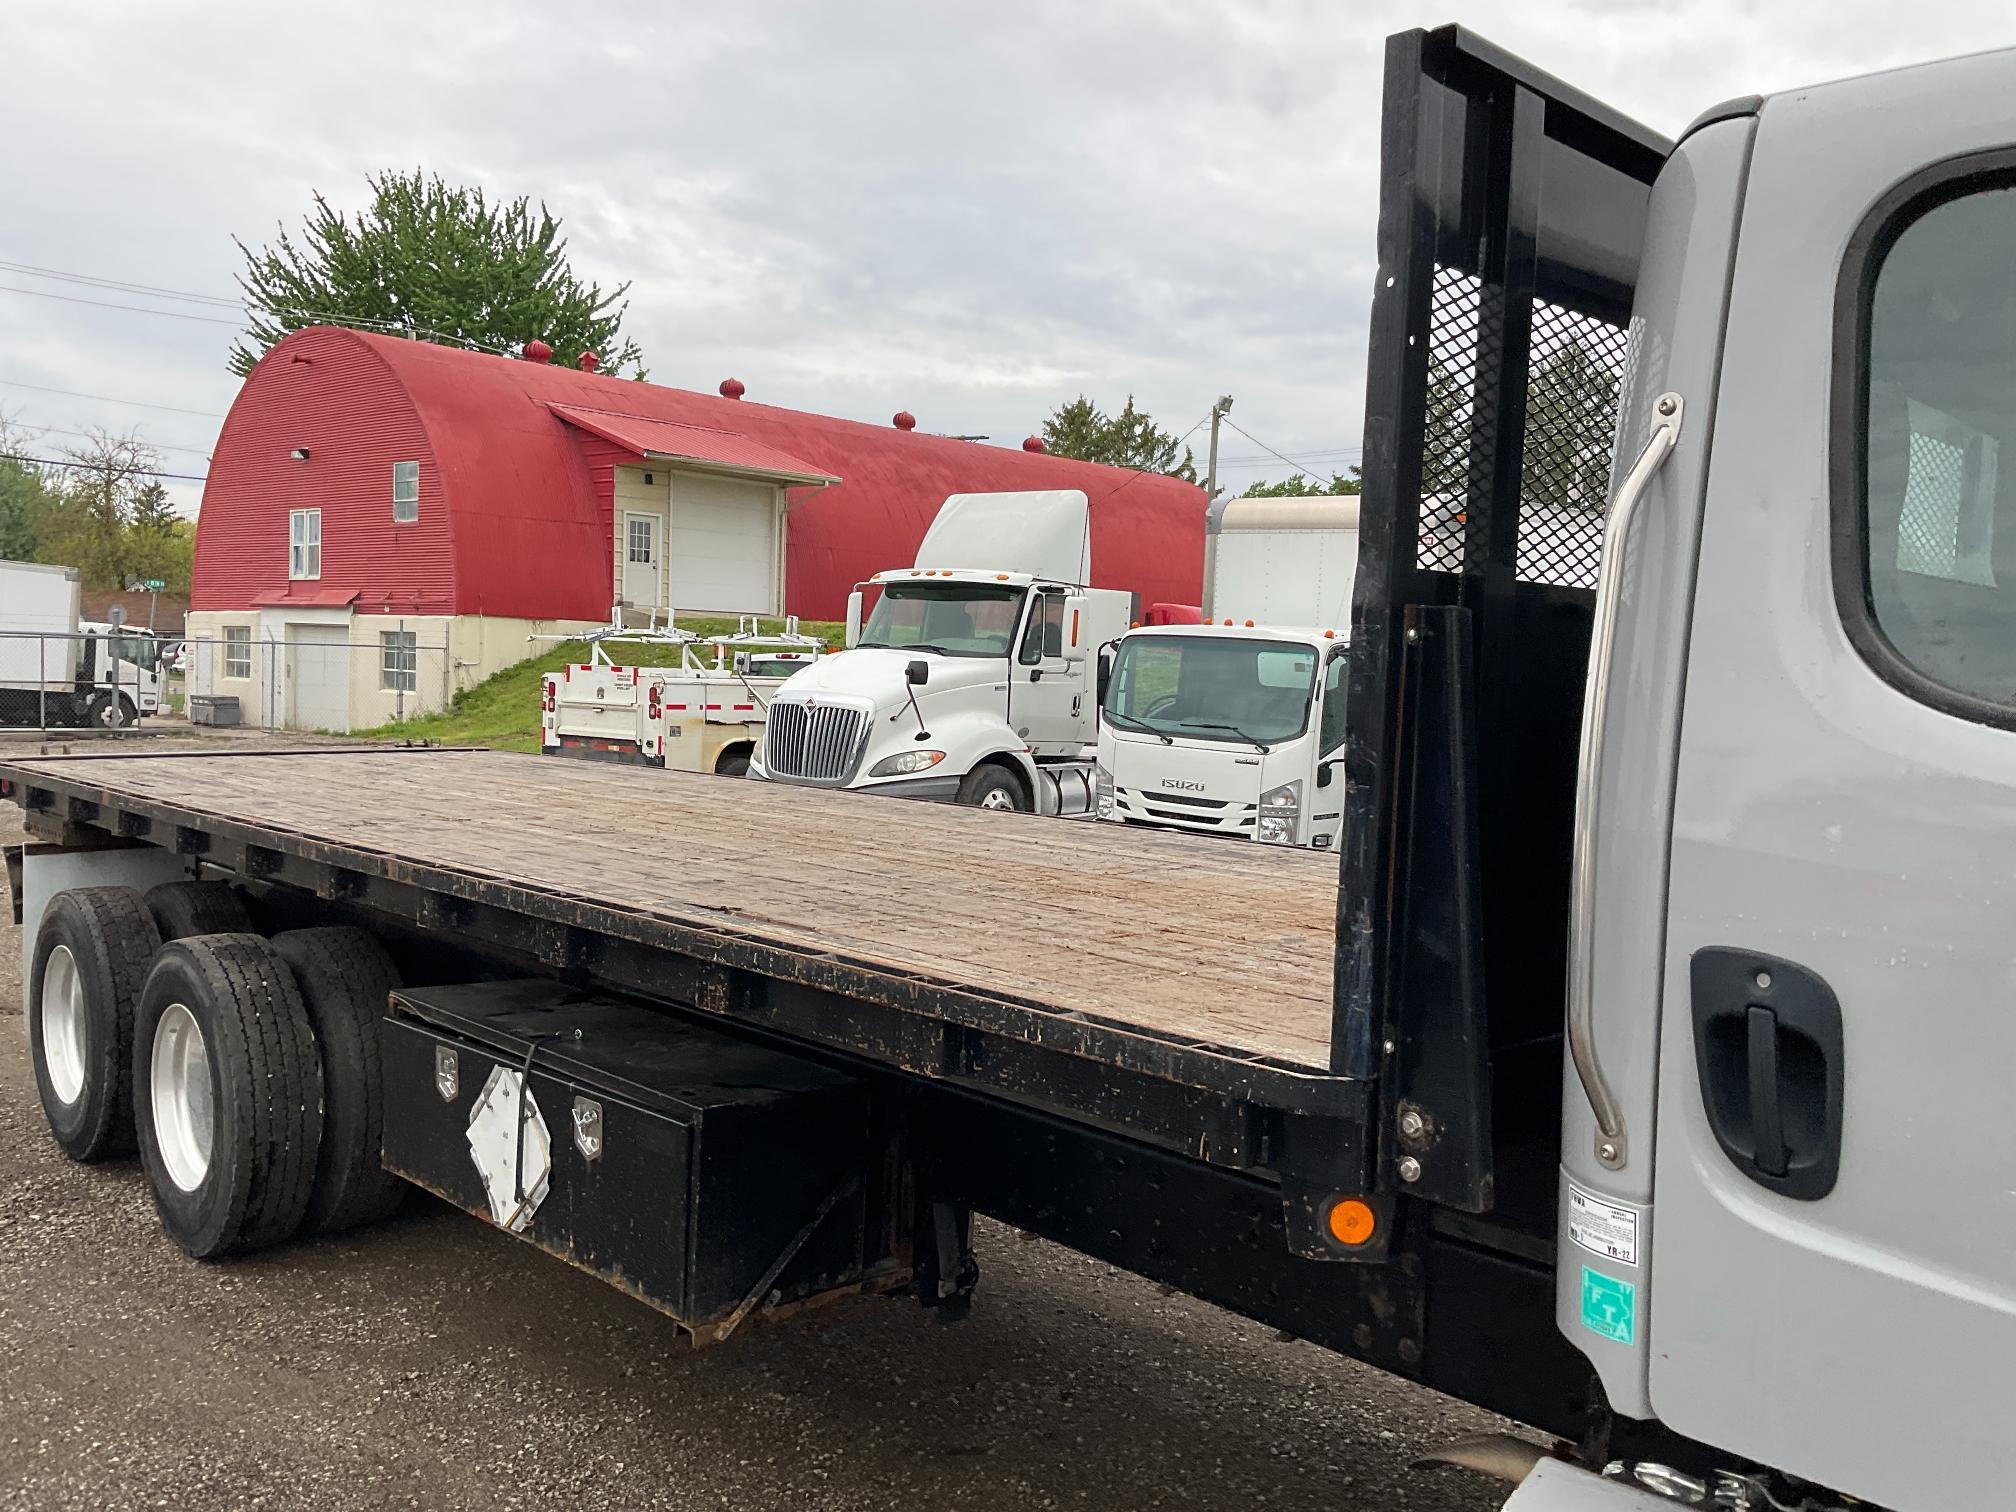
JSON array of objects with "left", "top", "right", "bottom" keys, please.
[
  {"left": 540, "top": 621, "right": 824, "bottom": 776},
  {"left": 0, "top": 559, "right": 162, "bottom": 728},
  {"left": 1097, "top": 495, "right": 1358, "bottom": 848},
  {"left": 751, "top": 491, "right": 1129, "bottom": 815}
]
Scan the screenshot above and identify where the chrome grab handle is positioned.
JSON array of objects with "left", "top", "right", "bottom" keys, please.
[{"left": 1569, "top": 391, "right": 1684, "bottom": 1171}]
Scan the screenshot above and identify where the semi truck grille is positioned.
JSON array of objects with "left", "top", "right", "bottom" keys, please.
[{"left": 765, "top": 701, "right": 867, "bottom": 782}]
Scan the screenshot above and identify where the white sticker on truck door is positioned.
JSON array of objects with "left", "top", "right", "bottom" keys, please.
[{"left": 1567, "top": 1182, "right": 1639, "bottom": 1266}]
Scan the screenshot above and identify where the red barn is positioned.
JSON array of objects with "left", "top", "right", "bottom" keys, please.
[{"left": 188, "top": 326, "right": 1204, "bottom": 730}]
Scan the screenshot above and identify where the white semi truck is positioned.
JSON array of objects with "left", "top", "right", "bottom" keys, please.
[
  {"left": 0, "top": 558, "right": 163, "bottom": 729},
  {"left": 1097, "top": 495, "right": 1358, "bottom": 848},
  {"left": 751, "top": 490, "right": 1131, "bottom": 814}
]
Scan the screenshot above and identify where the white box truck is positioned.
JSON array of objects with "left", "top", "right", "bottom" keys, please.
[
  {"left": 751, "top": 490, "right": 1130, "bottom": 814},
  {"left": 1096, "top": 495, "right": 1358, "bottom": 848},
  {"left": 0, "top": 558, "right": 163, "bottom": 729}
]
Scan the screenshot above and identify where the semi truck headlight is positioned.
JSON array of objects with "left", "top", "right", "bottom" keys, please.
[
  {"left": 1257, "top": 780, "right": 1301, "bottom": 844},
  {"left": 869, "top": 749, "right": 946, "bottom": 777},
  {"left": 1096, "top": 765, "right": 1114, "bottom": 818}
]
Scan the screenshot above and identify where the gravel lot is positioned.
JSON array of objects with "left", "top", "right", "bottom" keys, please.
[{"left": 0, "top": 765, "right": 1512, "bottom": 1512}]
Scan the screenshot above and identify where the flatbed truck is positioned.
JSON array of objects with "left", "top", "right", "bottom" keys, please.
[{"left": 8, "top": 25, "right": 2016, "bottom": 1510}]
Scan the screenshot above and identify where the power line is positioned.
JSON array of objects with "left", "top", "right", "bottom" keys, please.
[
  {"left": 0, "top": 377, "right": 225, "bottom": 419},
  {"left": 0, "top": 282, "right": 244, "bottom": 326},
  {"left": 1219, "top": 418, "right": 1358, "bottom": 480},
  {"left": 1, "top": 450, "right": 206, "bottom": 483},
  {"left": 19, "top": 422, "right": 213, "bottom": 457},
  {"left": 0, "top": 259, "right": 240, "bottom": 308}
]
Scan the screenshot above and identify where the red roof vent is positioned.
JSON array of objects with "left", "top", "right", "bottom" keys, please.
[
  {"left": 720, "top": 377, "right": 745, "bottom": 400},
  {"left": 1022, "top": 435, "right": 1046, "bottom": 453},
  {"left": 522, "top": 339, "right": 553, "bottom": 364},
  {"left": 893, "top": 411, "right": 916, "bottom": 431},
  {"left": 578, "top": 350, "right": 600, "bottom": 372}
]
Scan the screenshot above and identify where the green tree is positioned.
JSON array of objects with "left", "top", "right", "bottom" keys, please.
[
  {"left": 125, "top": 480, "right": 194, "bottom": 594},
  {"left": 1241, "top": 467, "right": 1362, "bottom": 498},
  {"left": 30, "top": 431, "right": 160, "bottom": 590},
  {"left": 1042, "top": 395, "right": 1197, "bottom": 481},
  {"left": 0, "top": 418, "right": 52, "bottom": 560},
  {"left": 231, "top": 169, "right": 645, "bottom": 377},
  {"left": 1520, "top": 340, "right": 1619, "bottom": 512}
]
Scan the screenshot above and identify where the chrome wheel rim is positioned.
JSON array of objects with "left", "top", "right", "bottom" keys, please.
[
  {"left": 40, "top": 945, "right": 87, "bottom": 1106},
  {"left": 978, "top": 787, "right": 1016, "bottom": 811},
  {"left": 151, "top": 1004, "right": 214, "bottom": 1192}
]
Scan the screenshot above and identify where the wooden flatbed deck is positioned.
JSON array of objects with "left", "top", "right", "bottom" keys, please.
[{"left": 3, "top": 748, "right": 1341, "bottom": 1078}]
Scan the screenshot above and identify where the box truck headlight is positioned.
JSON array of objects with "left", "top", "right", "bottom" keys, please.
[
  {"left": 1257, "top": 780, "right": 1301, "bottom": 844},
  {"left": 1096, "top": 765, "right": 1114, "bottom": 818},
  {"left": 869, "top": 749, "right": 945, "bottom": 777}
]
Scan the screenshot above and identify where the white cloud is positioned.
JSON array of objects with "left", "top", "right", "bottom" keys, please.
[{"left": 0, "top": 0, "right": 2009, "bottom": 512}]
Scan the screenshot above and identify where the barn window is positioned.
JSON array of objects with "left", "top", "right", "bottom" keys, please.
[
  {"left": 628, "top": 517, "right": 655, "bottom": 563},
  {"left": 392, "top": 461, "right": 420, "bottom": 522},
  {"left": 224, "top": 626, "right": 251, "bottom": 679},
  {"left": 289, "top": 509, "right": 321, "bottom": 579},
  {"left": 380, "top": 630, "right": 417, "bottom": 692}
]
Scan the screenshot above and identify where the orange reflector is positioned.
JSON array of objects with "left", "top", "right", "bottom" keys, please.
[
  {"left": 1324, "top": 629, "right": 1336, "bottom": 639},
  {"left": 996, "top": 573, "right": 1010, "bottom": 580},
  {"left": 1244, "top": 619, "right": 1255, "bottom": 627},
  {"left": 1326, "top": 1197, "right": 1377, "bottom": 1247}
]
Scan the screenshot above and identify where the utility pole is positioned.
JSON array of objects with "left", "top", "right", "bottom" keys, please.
[
  {"left": 1204, "top": 394, "right": 1234, "bottom": 502},
  {"left": 1201, "top": 394, "right": 1234, "bottom": 619}
]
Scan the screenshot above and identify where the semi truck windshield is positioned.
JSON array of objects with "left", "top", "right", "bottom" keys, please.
[
  {"left": 1104, "top": 636, "right": 1317, "bottom": 744},
  {"left": 859, "top": 582, "right": 1026, "bottom": 658}
]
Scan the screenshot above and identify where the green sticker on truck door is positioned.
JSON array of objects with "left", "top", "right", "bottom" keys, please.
[{"left": 1580, "top": 1267, "right": 1636, "bottom": 1344}]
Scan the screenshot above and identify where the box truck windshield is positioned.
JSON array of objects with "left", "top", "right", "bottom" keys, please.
[
  {"left": 1104, "top": 636, "right": 1317, "bottom": 746},
  {"left": 858, "top": 581, "right": 1026, "bottom": 658}
]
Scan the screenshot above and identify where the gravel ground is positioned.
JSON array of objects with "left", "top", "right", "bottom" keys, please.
[{"left": 0, "top": 785, "right": 1513, "bottom": 1511}]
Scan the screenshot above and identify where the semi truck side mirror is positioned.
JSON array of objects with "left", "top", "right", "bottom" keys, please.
[
  {"left": 845, "top": 590, "right": 864, "bottom": 648},
  {"left": 906, "top": 660, "right": 930, "bottom": 686}
]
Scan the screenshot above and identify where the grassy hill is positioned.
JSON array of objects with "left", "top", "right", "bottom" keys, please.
[{"left": 353, "top": 616, "right": 842, "bottom": 753}]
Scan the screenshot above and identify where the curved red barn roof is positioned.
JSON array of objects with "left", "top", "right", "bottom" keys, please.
[{"left": 195, "top": 326, "right": 1206, "bottom": 622}]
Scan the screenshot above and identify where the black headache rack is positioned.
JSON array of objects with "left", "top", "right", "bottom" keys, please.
[{"left": 1336, "top": 27, "right": 1670, "bottom": 1226}]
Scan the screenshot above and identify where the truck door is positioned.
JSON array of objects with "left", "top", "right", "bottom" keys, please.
[
  {"left": 1308, "top": 643, "right": 1349, "bottom": 847},
  {"left": 1012, "top": 587, "right": 1085, "bottom": 754},
  {"left": 1647, "top": 57, "right": 2016, "bottom": 1509}
]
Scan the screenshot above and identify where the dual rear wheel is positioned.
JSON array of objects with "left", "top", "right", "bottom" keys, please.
[{"left": 27, "top": 880, "right": 406, "bottom": 1259}]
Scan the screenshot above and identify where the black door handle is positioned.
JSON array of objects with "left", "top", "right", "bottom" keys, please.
[{"left": 1690, "top": 950, "right": 1844, "bottom": 1201}]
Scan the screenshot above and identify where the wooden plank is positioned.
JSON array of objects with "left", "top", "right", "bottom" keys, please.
[{"left": 3, "top": 750, "right": 1340, "bottom": 1067}]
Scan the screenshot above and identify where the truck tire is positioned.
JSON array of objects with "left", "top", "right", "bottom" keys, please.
[
  {"left": 27, "top": 887, "right": 162, "bottom": 1162},
  {"left": 83, "top": 692, "right": 137, "bottom": 729},
  {"left": 271, "top": 927, "right": 407, "bottom": 1234},
  {"left": 146, "top": 880, "right": 256, "bottom": 940},
  {"left": 134, "top": 935, "right": 324, "bottom": 1259},
  {"left": 956, "top": 765, "right": 1029, "bottom": 812},
  {"left": 715, "top": 748, "right": 752, "bottom": 778}
]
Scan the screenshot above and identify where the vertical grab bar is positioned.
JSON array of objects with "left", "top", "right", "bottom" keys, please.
[{"left": 1569, "top": 391, "right": 1684, "bottom": 1171}]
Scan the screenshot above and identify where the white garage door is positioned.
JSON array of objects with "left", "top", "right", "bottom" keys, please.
[
  {"left": 287, "top": 623, "right": 351, "bottom": 732},
  {"left": 666, "top": 475, "right": 777, "bottom": 614}
]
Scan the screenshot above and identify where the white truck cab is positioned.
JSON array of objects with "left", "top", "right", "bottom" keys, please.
[
  {"left": 752, "top": 491, "right": 1132, "bottom": 813},
  {"left": 1098, "top": 494, "right": 1357, "bottom": 847},
  {"left": 1099, "top": 622, "right": 1350, "bottom": 847}
]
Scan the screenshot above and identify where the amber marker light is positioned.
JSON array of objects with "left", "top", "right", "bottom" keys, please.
[{"left": 1326, "top": 1197, "right": 1377, "bottom": 1247}]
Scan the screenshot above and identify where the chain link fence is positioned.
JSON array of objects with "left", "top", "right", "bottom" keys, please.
[{"left": 2, "top": 630, "right": 452, "bottom": 735}]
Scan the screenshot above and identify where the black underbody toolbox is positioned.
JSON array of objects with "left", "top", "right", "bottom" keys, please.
[{"left": 381, "top": 980, "right": 904, "bottom": 1336}]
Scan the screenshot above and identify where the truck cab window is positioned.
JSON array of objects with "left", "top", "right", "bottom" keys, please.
[
  {"left": 858, "top": 581, "right": 1024, "bottom": 658},
  {"left": 1318, "top": 646, "right": 1349, "bottom": 752},
  {"left": 1853, "top": 179, "right": 2016, "bottom": 714},
  {"left": 1019, "top": 591, "right": 1065, "bottom": 665}
]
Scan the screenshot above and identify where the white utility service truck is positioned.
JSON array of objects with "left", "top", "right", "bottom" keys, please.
[
  {"left": 0, "top": 559, "right": 163, "bottom": 729},
  {"left": 1098, "top": 494, "right": 1358, "bottom": 848},
  {"left": 540, "top": 620, "right": 823, "bottom": 776},
  {"left": 751, "top": 490, "right": 1131, "bottom": 814}
]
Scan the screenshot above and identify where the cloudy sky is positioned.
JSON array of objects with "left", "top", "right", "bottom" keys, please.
[{"left": 2, "top": 0, "right": 2009, "bottom": 516}]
